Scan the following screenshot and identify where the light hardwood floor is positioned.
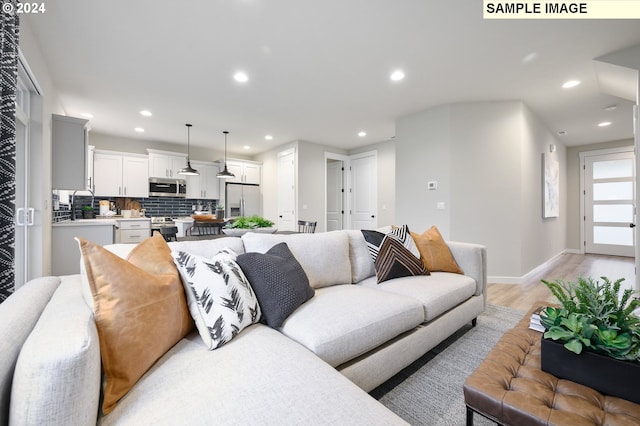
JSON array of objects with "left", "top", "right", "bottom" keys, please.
[{"left": 488, "top": 253, "right": 636, "bottom": 312}]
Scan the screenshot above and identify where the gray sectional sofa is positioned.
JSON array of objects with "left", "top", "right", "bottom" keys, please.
[{"left": 1, "top": 229, "right": 486, "bottom": 425}]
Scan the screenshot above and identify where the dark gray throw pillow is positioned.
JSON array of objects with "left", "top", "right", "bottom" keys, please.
[{"left": 236, "top": 242, "right": 314, "bottom": 328}]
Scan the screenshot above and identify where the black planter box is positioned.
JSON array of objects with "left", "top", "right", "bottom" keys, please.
[{"left": 541, "top": 337, "right": 640, "bottom": 404}]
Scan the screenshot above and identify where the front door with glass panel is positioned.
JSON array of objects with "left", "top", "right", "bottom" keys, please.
[{"left": 584, "top": 150, "right": 635, "bottom": 257}]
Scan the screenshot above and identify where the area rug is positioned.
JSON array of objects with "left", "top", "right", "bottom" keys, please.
[{"left": 371, "top": 304, "right": 525, "bottom": 426}]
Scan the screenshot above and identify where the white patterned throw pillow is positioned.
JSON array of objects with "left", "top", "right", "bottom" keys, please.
[{"left": 172, "top": 248, "right": 261, "bottom": 350}]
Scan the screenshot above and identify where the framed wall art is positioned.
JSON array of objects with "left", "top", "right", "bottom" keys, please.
[{"left": 543, "top": 153, "right": 559, "bottom": 218}]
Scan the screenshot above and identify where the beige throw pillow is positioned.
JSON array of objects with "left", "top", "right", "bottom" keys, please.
[
  {"left": 77, "top": 234, "right": 193, "bottom": 414},
  {"left": 410, "top": 226, "right": 464, "bottom": 274}
]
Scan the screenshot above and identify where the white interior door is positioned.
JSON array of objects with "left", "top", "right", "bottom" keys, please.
[
  {"left": 14, "top": 112, "right": 28, "bottom": 288},
  {"left": 277, "top": 149, "right": 296, "bottom": 231},
  {"left": 584, "top": 150, "right": 636, "bottom": 257},
  {"left": 326, "top": 159, "right": 344, "bottom": 231},
  {"left": 350, "top": 153, "right": 377, "bottom": 230}
]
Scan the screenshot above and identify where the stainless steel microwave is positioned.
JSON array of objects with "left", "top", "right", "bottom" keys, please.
[{"left": 148, "top": 177, "right": 187, "bottom": 198}]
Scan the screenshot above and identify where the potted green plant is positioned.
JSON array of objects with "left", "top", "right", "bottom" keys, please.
[
  {"left": 215, "top": 204, "right": 224, "bottom": 220},
  {"left": 539, "top": 276, "right": 640, "bottom": 403},
  {"left": 81, "top": 205, "right": 94, "bottom": 219},
  {"left": 222, "top": 215, "right": 276, "bottom": 236}
]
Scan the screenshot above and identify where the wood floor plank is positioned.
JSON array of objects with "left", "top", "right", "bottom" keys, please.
[{"left": 488, "top": 253, "right": 636, "bottom": 311}]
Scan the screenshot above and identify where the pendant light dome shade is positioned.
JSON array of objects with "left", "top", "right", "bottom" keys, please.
[
  {"left": 217, "top": 131, "right": 235, "bottom": 179},
  {"left": 178, "top": 123, "right": 199, "bottom": 176}
]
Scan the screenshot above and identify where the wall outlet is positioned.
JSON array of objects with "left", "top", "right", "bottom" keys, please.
[
  {"left": 437, "top": 202, "right": 445, "bottom": 210},
  {"left": 428, "top": 181, "right": 438, "bottom": 190}
]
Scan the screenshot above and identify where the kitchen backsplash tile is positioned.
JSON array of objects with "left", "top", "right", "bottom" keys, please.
[{"left": 53, "top": 193, "right": 219, "bottom": 221}]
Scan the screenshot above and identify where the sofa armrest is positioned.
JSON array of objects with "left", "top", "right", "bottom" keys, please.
[{"left": 447, "top": 242, "right": 487, "bottom": 302}]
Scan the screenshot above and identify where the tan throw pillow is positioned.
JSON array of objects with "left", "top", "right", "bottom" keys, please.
[
  {"left": 77, "top": 234, "right": 193, "bottom": 414},
  {"left": 410, "top": 226, "right": 464, "bottom": 274}
]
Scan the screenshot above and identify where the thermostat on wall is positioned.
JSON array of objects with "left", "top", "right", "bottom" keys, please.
[{"left": 428, "top": 181, "right": 438, "bottom": 190}]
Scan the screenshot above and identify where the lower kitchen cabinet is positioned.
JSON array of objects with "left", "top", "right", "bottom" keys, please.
[
  {"left": 115, "top": 219, "right": 151, "bottom": 243},
  {"left": 52, "top": 221, "right": 115, "bottom": 276}
]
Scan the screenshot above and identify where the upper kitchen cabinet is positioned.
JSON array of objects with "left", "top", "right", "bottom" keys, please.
[
  {"left": 225, "top": 159, "right": 262, "bottom": 184},
  {"left": 148, "top": 149, "right": 187, "bottom": 179},
  {"left": 52, "top": 114, "right": 89, "bottom": 190},
  {"left": 186, "top": 161, "right": 220, "bottom": 199},
  {"left": 93, "top": 150, "right": 148, "bottom": 197}
]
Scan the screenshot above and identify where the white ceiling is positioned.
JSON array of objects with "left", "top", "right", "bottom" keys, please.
[{"left": 24, "top": 0, "right": 640, "bottom": 155}]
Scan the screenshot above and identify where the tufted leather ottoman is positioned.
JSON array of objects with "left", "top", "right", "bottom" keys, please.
[{"left": 463, "top": 302, "right": 640, "bottom": 426}]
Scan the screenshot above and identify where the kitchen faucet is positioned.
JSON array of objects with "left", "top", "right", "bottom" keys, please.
[{"left": 70, "top": 188, "right": 95, "bottom": 221}]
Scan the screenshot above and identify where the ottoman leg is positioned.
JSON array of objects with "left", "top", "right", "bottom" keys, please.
[
  {"left": 471, "top": 318, "right": 477, "bottom": 327},
  {"left": 466, "top": 406, "right": 474, "bottom": 426}
]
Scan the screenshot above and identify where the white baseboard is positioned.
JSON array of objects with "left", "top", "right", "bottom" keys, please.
[{"left": 489, "top": 249, "right": 574, "bottom": 285}]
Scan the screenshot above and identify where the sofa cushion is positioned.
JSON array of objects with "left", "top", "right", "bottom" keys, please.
[
  {"left": 345, "top": 230, "right": 376, "bottom": 283},
  {"left": 411, "top": 226, "right": 463, "bottom": 274},
  {"left": 78, "top": 234, "right": 193, "bottom": 414},
  {"left": 168, "top": 236, "right": 246, "bottom": 258},
  {"left": 0, "top": 277, "right": 61, "bottom": 425},
  {"left": 100, "top": 325, "right": 407, "bottom": 426},
  {"left": 279, "top": 285, "right": 424, "bottom": 367},
  {"left": 172, "top": 248, "right": 261, "bottom": 349},
  {"left": 359, "top": 272, "right": 477, "bottom": 322},
  {"left": 237, "top": 242, "right": 314, "bottom": 328},
  {"left": 241, "top": 231, "right": 352, "bottom": 289},
  {"left": 10, "top": 276, "right": 101, "bottom": 426}
]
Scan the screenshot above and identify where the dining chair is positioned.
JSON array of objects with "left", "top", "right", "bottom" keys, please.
[
  {"left": 297, "top": 220, "right": 317, "bottom": 233},
  {"left": 158, "top": 226, "right": 178, "bottom": 242}
]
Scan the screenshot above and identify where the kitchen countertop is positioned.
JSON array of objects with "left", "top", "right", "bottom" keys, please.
[{"left": 53, "top": 217, "right": 150, "bottom": 227}]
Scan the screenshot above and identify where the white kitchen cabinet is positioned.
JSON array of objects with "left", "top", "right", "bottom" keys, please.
[
  {"left": 115, "top": 219, "right": 151, "bottom": 243},
  {"left": 186, "top": 161, "right": 220, "bottom": 199},
  {"left": 225, "top": 160, "right": 261, "bottom": 184},
  {"left": 52, "top": 114, "right": 89, "bottom": 190},
  {"left": 148, "top": 150, "right": 187, "bottom": 179},
  {"left": 93, "top": 150, "right": 149, "bottom": 197}
]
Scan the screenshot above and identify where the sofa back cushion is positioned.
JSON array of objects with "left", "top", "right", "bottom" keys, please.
[
  {"left": 345, "top": 230, "right": 376, "bottom": 283},
  {"left": 10, "top": 276, "right": 101, "bottom": 426},
  {"left": 168, "top": 237, "right": 245, "bottom": 258},
  {"left": 241, "top": 231, "right": 352, "bottom": 289},
  {"left": 0, "top": 277, "right": 61, "bottom": 425}
]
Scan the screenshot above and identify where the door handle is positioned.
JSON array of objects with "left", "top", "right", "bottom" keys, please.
[
  {"left": 16, "top": 208, "right": 25, "bottom": 226},
  {"left": 630, "top": 223, "right": 636, "bottom": 228},
  {"left": 371, "top": 215, "right": 375, "bottom": 218},
  {"left": 27, "top": 208, "right": 34, "bottom": 226}
]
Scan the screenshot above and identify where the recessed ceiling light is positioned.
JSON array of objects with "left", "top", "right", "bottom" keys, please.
[
  {"left": 243, "top": 146, "right": 251, "bottom": 150},
  {"left": 562, "top": 80, "right": 581, "bottom": 89},
  {"left": 134, "top": 127, "right": 145, "bottom": 133},
  {"left": 234, "top": 71, "right": 249, "bottom": 83},
  {"left": 264, "top": 135, "right": 273, "bottom": 140},
  {"left": 521, "top": 52, "right": 538, "bottom": 64},
  {"left": 358, "top": 131, "right": 367, "bottom": 137},
  {"left": 598, "top": 121, "right": 612, "bottom": 127},
  {"left": 390, "top": 70, "right": 405, "bottom": 81},
  {"left": 81, "top": 112, "right": 93, "bottom": 118},
  {"left": 140, "top": 110, "right": 152, "bottom": 117},
  {"left": 604, "top": 104, "right": 618, "bottom": 111}
]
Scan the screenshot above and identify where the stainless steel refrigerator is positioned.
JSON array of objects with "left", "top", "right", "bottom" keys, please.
[{"left": 225, "top": 183, "right": 261, "bottom": 217}]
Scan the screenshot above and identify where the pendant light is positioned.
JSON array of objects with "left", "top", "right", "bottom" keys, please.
[
  {"left": 178, "top": 123, "right": 199, "bottom": 176},
  {"left": 217, "top": 131, "right": 235, "bottom": 179}
]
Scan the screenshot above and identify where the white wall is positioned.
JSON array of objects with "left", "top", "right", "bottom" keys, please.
[
  {"left": 396, "top": 100, "right": 566, "bottom": 280},
  {"left": 396, "top": 105, "right": 452, "bottom": 236}
]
